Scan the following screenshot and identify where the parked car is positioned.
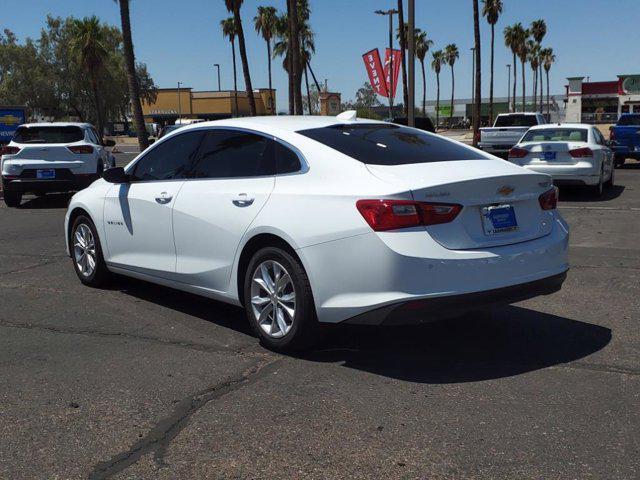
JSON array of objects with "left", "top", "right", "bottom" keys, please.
[
  {"left": 65, "top": 112, "right": 568, "bottom": 350},
  {"left": 1, "top": 123, "right": 116, "bottom": 207},
  {"left": 508, "top": 124, "right": 614, "bottom": 197},
  {"left": 478, "top": 113, "right": 547, "bottom": 157},
  {"left": 392, "top": 116, "right": 436, "bottom": 133},
  {"left": 609, "top": 113, "right": 640, "bottom": 167}
]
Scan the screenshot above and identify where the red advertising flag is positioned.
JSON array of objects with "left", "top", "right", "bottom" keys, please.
[
  {"left": 362, "top": 49, "right": 389, "bottom": 98},
  {"left": 383, "top": 48, "right": 402, "bottom": 101}
]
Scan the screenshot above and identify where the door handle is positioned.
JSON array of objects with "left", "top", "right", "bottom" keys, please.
[
  {"left": 232, "top": 193, "right": 255, "bottom": 207},
  {"left": 155, "top": 192, "right": 173, "bottom": 204}
]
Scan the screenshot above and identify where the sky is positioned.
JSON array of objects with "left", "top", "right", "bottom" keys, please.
[{"left": 4, "top": 0, "right": 640, "bottom": 111}]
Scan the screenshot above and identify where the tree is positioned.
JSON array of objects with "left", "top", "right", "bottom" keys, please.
[
  {"left": 530, "top": 19, "right": 547, "bottom": 112},
  {"left": 254, "top": 6, "right": 277, "bottom": 114},
  {"left": 221, "top": 17, "right": 239, "bottom": 115},
  {"left": 288, "top": 0, "right": 303, "bottom": 114},
  {"left": 528, "top": 39, "right": 540, "bottom": 111},
  {"left": 541, "top": 47, "right": 555, "bottom": 119},
  {"left": 482, "top": 0, "right": 502, "bottom": 124},
  {"left": 69, "top": 16, "right": 109, "bottom": 136},
  {"left": 414, "top": 30, "right": 432, "bottom": 116},
  {"left": 431, "top": 50, "right": 444, "bottom": 128},
  {"left": 472, "top": 0, "right": 481, "bottom": 146},
  {"left": 504, "top": 23, "right": 524, "bottom": 112},
  {"left": 444, "top": 43, "right": 459, "bottom": 127},
  {"left": 224, "top": 0, "right": 256, "bottom": 116},
  {"left": 397, "top": 0, "right": 409, "bottom": 115},
  {"left": 513, "top": 25, "right": 529, "bottom": 112},
  {"left": 114, "top": 0, "right": 148, "bottom": 150}
]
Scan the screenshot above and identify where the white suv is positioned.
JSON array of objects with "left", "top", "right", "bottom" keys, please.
[{"left": 1, "top": 122, "right": 116, "bottom": 207}]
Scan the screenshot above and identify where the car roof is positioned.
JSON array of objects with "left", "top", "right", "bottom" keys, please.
[
  {"left": 18, "top": 122, "right": 91, "bottom": 128},
  {"left": 527, "top": 123, "right": 592, "bottom": 130},
  {"left": 497, "top": 112, "right": 540, "bottom": 116}
]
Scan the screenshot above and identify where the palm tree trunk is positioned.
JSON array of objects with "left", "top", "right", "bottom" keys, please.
[
  {"left": 532, "top": 68, "right": 537, "bottom": 108},
  {"left": 472, "top": 0, "right": 481, "bottom": 146},
  {"left": 118, "top": 0, "right": 148, "bottom": 150},
  {"left": 420, "top": 59, "right": 426, "bottom": 116},
  {"left": 450, "top": 64, "right": 455, "bottom": 126},
  {"left": 304, "top": 63, "right": 312, "bottom": 114},
  {"left": 489, "top": 23, "right": 495, "bottom": 124},
  {"left": 267, "top": 39, "right": 274, "bottom": 114},
  {"left": 233, "top": 7, "right": 256, "bottom": 116},
  {"left": 546, "top": 68, "right": 550, "bottom": 119},
  {"left": 397, "top": 0, "right": 409, "bottom": 115},
  {"left": 436, "top": 72, "right": 440, "bottom": 128},
  {"left": 512, "top": 52, "right": 517, "bottom": 112},
  {"left": 231, "top": 39, "right": 239, "bottom": 115},
  {"left": 288, "top": 0, "right": 303, "bottom": 114},
  {"left": 521, "top": 59, "right": 526, "bottom": 112},
  {"left": 90, "top": 73, "right": 104, "bottom": 139},
  {"left": 539, "top": 64, "right": 544, "bottom": 113}
]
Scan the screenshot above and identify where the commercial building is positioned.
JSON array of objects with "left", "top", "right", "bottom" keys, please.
[
  {"left": 142, "top": 87, "right": 276, "bottom": 125},
  {"left": 565, "top": 75, "right": 640, "bottom": 124}
]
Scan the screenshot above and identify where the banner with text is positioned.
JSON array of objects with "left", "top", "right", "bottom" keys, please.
[
  {"left": 383, "top": 48, "right": 402, "bottom": 101},
  {"left": 362, "top": 49, "right": 388, "bottom": 98}
]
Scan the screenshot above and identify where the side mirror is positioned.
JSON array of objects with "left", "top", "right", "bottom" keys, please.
[
  {"left": 104, "top": 139, "right": 116, "bottom": 147},
  {"left": 102, "top": 167, "right": 129, "bottom": 183}
]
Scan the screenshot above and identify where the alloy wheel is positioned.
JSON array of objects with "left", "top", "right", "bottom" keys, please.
[
  {"left": 73, "top": 224, "right": 96, "bottom": 277},
  {"left": 250, "top": 260, "right": 296, "bottom": 338}
]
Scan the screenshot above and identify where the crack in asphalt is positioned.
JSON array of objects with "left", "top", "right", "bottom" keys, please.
[
  {"left": 87, "top": 357, "right": 281, "bottom": 479},
  {"left": 0, "top": 321, "right": 259, "bottom": 356}
]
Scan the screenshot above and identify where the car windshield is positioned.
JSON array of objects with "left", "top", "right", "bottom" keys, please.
[
  {"left": 13, "top": 126, "right": 84, "bottom": 144},
  {"left": 298, "top": 123, "right": 486, "bottom": 165},
  {"left": 494, "top": 115, "right": 539, "bottom": 127},
  {"left": 617, "top": 115, "right": 640, "bottom": 126},
  {"left": 521, "top": 128, "right": 588, "bottom": 143}
]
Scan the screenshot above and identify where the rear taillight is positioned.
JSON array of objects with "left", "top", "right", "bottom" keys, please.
[
  {"left": 508, "top": 147, "right": 528, "bottom": 158},
  {"left": 0, "top": 146, "right": 21, "bottom": 156},
  {"left": 67, "top": 145, "right": 94, "bottom": 154},
  {"left": 569, "top": 147, "right": 593, "bottom": 158},
  {"left": 538, "top": 187, "right": 558, "bottom": 210},
  {"left": 356, "top": 199, "right": 462, "bottom": 231}
]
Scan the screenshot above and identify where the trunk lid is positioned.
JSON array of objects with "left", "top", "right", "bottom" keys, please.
[
  {"left": 519, "top": 141, "right": 586, "bottom": 165},
  {"left": 366, "top": 160, "right": 555, "bottom": 250},
  {"left": 6, "top": 143, "right": 88, "bottom": 171}
]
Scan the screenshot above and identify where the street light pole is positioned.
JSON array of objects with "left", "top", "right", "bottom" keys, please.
[
  {"left": 407, "top": 0, "right": 415, "bottom": 127},
  {"left": 213, "top": 64, "right": 221, "bottom": 91},
  {"left": 507, "top": 64, "right": 511, "bottom": 112},
  {"left": 177, "top": 81, "right": 182, "bottom": 122},
  {"left": 375, "top": 8, "right": 398, "bottom": 120}
]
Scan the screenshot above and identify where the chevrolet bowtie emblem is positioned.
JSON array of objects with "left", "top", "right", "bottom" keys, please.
[{"left": 497, "top": 185, "right": 515, "bottom": 196}]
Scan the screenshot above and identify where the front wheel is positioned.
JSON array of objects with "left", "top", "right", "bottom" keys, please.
[
  {"left": 71, "top": 215, "right": 110, "bottom": 287},
  {"left": 3, "top": 190, "right": 22, "bottom": 207},
  {"left": 243, "top": 247, "right": 323, "bottom": 351}
]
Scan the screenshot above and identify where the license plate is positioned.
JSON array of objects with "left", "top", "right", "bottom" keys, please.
[
  {"left": 541, "top": 151, "right": 556, "bottom": 160},
  {"left": 36, "top": 169, "right": 55, "bottom": 179},
  {"left": 481, "top": 204, "right": 518, "bottom": 235}
]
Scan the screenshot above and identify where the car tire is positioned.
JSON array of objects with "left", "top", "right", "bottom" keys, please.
[
  {"left": 70, "top": 214, "right": 110, "bottom": 287},
  {"left": 614, "top": 155, "right": 625, "bottom": 168},
  {"left": 589, "top": 168, "right": 604, "bottom": 198},
  {"left": 243, "top": 246, "right": 323, "bottom": 351},
  {"left": 3, "top": 191, "right": 22, "bottom": 207}
]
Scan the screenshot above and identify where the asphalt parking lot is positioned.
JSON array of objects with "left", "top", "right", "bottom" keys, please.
[{"left": 0, "top": 156, "right": 638, "bottom": 479}]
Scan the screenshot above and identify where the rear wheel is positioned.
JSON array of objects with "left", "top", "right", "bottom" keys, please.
[
  {"left": 589, "top": 168, "right": 604, "bottom": 198},
  {"left": 614, "top": 155, "right": 625, "bottom": 168},
  {"left": 604, "top": 164, "right": 615, "bottom": 189},
  {"left": 243, "top": 247, "right": 323, "bottom": 351},
  {"left": 3, "top": 191, "right": 22, "bottom": 207},
  {"left": 71, "top": 215, "right": 110, "bottom": 287}
]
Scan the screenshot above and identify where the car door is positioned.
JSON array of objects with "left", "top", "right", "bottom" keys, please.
[
  {"left": 172, "top": 128, "right": 276, "bottom": 292},
  {"left": 592, "top": 128, "right": 613, "bottom": 178},
  {"left": 102, "top": 129, "right": 207, "bottom": 277}
]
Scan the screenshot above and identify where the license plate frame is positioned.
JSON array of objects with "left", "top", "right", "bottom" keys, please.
[
  {"left": 36, "top": 169, "right": 55, "bottom": 180},
  {"left": 481, "top": 204, "right": 518, "bottom": 235}
]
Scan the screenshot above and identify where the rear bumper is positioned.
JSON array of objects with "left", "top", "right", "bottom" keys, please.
[
  {"left": 344, "top": 271, "right": 567, "bottom": 325},
  {"left": 519, "top": 163, "right": 601, "bottom": 186},
  {"left": 2, "top": 174, "right": 98, "bottom": 193}
]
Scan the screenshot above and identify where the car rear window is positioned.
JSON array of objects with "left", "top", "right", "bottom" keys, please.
[
  {"left": 297, "top": 124, "right": 485, "bottom": 165},
  {"left": 494, "top": 115, "right": 539, "bottom": 127},
  {"left": 522, "top": 128, "right": 588, "bottom": 143},
  {"left": 617, "top": 115, "right": 640, "bottom": 126},
  {"left": 13, "top": 126, "right": 84, "bottom": 144}
]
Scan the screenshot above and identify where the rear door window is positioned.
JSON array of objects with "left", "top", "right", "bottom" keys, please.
[
  {"left": 494, "top": 115, "right": 539, "bottom": 127},
  {"left": 13, "top": 126, "right": 84, "bottom": 144},
  {"left": 275, "top": 142, "right": 302, "bottom": 174},
  {"left": 298, "top": 123, "right": 485, "bottom": 165}
]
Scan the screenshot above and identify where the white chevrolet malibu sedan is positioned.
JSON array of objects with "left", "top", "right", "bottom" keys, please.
[{"left": 65, "top": 112, "right": 569, "bottom": 350}]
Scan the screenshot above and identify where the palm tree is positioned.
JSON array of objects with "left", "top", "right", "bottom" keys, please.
[
  {"left": 530, "top": 19, "right": 547, "bottom": 112},
  {"left": 431, "top": 50, "right": 444, "bottom": 128},
  {"left": 528, "top": 40, "right": 540, "bottom": 110},
  {"left": 113, "top": 0, "right": 148, "bottom": 150},
  {"left": 541, "top": 47, "right": 556, "bottom": 119},
  {"left": 482, "top": 0, "right": 502, "bottom": 124},
  {"left": 504, "top": 22, "right": 525, "bottom": 112},
  {"left": 254, "top": 6, "right": 277, "bottom": 114},
  {"left": 288, "top": 0, "right": 303, "bottom": 114},
  {"left": 69, "top": 16, "right": 109, "bottom": 137},
  {"left": 414, "top": 30, "right": 433, "bottom": 117},
  {"left": 472, "top": 0, "right": 481, "bottom": 146},
  {"left": 224, "top": 0, "right": 256, "bottom": 116},
  {"left": 516, "top": 28, "right": 530, "bottom": 112},
  {"left": 397, "top": 0, "right": 408, "bottom": 115},
  {"left": 221, "top": 17, "right": 239, "bottom": 115},
  {"left": 444, "top": 44, "right": 459, "bottom": 127}
]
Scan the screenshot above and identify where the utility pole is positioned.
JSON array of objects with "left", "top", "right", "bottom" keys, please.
[
  {"left": 375, "top": 8, "right": 398, "bottom": 120},
  {"left": 407, "top": 0, "right": 415, "bottom": 127},
  {"left": 507, "top": 64, "right": 511, "bottom": 112},
  {"left": 177, "top": 81, "right": 182, "bottom": 122},
  {"left": 213, "top": 64, "right": 221, "bottom": 91}
]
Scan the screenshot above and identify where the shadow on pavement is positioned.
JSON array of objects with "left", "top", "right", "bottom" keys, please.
[
  {"left": 302, "top": 306, "right": 611, "bottom": 384},
  {"left": 559, "top": 184, "right": 625, "bottom": 202},
  {"left": 17, "top": 193, "right": 72, "bottom": 209}
]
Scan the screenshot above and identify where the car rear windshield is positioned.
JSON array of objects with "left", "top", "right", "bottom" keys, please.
[
  {"left": 494, "top": 115, "right": 539, "bottom": 127},
  {"left": 13, "top": 126, "right": 84, "bottom": 144},
  {"left": 617, "top": 115, "right": 640, "bottom": 126},
  {"left": 522, "top": 128, "right": 588, "bottom": 143},
  {"left": 297, "top": 124, "right": 485, "bottom": 165}
]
